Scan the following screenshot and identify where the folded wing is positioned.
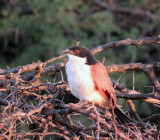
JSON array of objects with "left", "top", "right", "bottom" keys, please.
[{"left": 90, "top": 62, "right": 117, "bottom": 105}]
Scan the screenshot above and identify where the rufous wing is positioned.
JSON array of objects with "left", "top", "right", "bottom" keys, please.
[{"left": 90, "top": 62, "right": 117, "bottom": 105}]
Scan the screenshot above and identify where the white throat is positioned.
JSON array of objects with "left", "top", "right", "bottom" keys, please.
[{"left": 67, "top": 54, "right": 87, "bottom": 64}]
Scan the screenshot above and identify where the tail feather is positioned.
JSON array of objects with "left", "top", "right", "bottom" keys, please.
[{"left": 114, "top": 107, "right": 133, "bottom": 125}]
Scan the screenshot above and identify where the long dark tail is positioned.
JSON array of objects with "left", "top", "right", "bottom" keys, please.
[{"left": 114, "top": 107, "right": 133, "bottom": 125}]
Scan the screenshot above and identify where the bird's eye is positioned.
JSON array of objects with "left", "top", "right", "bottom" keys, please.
[{"left": 75, "top": 50, "right": 79, "bottom": 55}]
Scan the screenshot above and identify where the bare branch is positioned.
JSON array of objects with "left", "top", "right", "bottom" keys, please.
[
  {"left": 92, "top": 35, "right": 160, "bottom": 54},
  {"left": 0, "top": 36, "right": 160, "bottom": 139}
]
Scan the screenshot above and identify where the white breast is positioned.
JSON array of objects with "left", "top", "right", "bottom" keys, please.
[{"left": 66, "top": 55, "right": 106, "bottom": 106}]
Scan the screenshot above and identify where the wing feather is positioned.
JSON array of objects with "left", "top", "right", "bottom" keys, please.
[{"left": 90, "top": 63, "right": 117, "bottom": 105}]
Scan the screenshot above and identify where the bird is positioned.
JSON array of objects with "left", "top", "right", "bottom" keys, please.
[{"left": 63, "top": 45, "right": 132, "bottom": 124}]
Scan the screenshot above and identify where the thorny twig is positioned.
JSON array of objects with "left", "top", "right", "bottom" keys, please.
[{"left": 0, "top": 36, "right": 160, "bottom": 139}]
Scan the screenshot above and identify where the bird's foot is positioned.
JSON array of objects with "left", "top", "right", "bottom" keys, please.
[
  {"left": 105, "top": 110, "right": 112, "bottom": 120},
  {"left": 85, "top": 102, "right": 96, "bottom": 111},
  {"left": 77, "top": 101, "right": 89, "bottom": 108}
]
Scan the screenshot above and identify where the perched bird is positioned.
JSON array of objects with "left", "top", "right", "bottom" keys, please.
[{"left": 63, "top": 46, "right": 132, "bottom": 124}]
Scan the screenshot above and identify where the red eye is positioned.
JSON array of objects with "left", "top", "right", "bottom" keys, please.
[{"left": 75, "top": 50, "right": 79, "bottom": 55}]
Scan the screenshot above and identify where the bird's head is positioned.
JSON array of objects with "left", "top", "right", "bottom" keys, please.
[{"left": 63, "top": 46, "right": 97, "bottom": 65}]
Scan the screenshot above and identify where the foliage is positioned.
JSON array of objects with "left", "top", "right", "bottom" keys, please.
[{"left": 0, "top": 0, "right": 159, "bottom": 66}]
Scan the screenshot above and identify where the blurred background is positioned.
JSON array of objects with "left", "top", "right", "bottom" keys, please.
[{"left": 0, "top": 0, "right": 160, "bottom": 128}]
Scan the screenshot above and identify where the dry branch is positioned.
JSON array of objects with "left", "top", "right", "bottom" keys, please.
[
  {"left": 92, "top": 35, "right": 160, "bottom": 54},
  {"left": 106, "top": 62, "right": 160, "bottom": 74},
  {"left": 0, "top": 36, "right": 160, "bottom": 139}
]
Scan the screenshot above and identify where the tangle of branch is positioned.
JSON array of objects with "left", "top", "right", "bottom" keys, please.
[{"left": 0, "top": 35, "right": 160, "bottom": 139}]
